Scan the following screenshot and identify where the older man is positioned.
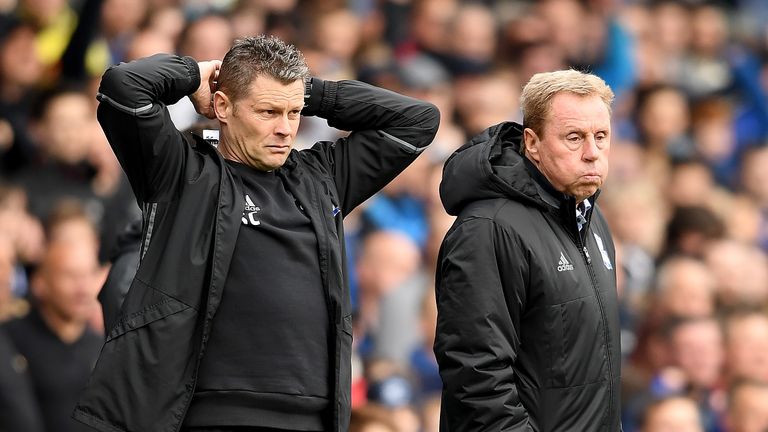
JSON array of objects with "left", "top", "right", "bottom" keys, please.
[{"left": 435, "top": 69, "right": 620, "bottom": 430}]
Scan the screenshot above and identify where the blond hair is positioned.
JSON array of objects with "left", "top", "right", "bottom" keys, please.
[{"left": 520, "top": 69, "right": 614, "bottom": 138}]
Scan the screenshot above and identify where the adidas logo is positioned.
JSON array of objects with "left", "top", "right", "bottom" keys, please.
[
  {"left": 242, "top": 194, "right": 261, "bottom": 226},
  {"left": 557, "top": 252, "right": 574, "bottom": 272}
]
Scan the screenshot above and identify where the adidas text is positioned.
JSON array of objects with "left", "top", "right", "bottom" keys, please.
[{"left": 557, "top": 252, "right": 574, "bottom": 272}]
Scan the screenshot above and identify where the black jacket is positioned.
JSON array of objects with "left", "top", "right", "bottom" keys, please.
[
  {"left": 73, "top": 54, "right": 439, "bottom": 432},
  {"left": 434, "top": 122, "right": 621, "bottom": 431}
]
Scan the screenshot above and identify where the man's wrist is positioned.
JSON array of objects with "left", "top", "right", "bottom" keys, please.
[
  {"left": 302, "top": 77, "right": 328, "bottom": 117},
  {"left": 304, "top": 77, "right": 313, "bottom": 103}
]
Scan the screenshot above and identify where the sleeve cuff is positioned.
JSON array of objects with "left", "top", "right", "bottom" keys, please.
[
  {"left": 302, "top": 77, "right": 323, "bottom": 116},
  {"left": 181, "top": 56, "right": 201, "bottom": 96},
  {"left": 302, "top": 77, "right": 338, "bottom": 118}
]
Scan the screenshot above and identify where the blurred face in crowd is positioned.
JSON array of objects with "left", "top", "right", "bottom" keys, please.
[
  {"left": 125, "top": 30, "right": 175, "bottom": 61},
  {"left": 657, "top": 257, "right": 715, "bottom": 318},
  {"left": 179, "top": 15, "right": 233, "bottom": 61},
  {"left": 652, "top": 1, "right": 691, "bottom": 56},
  {"left": 524, "top": 93, "right": 611, "bottom": 202},
  {"left": 410, "top": 0, "right": 458, "bottom": 54},
  {"left": 454, "top": 71, "right": 519, "bottom": 136},
  {"left": 37, "top": 92, "right": 95, "bottom": 164},
  {"left": 357, "top": 231, "right": 421, "bottom": 298},
  {"left": 690, "top": 5, "right": 728, "bottom": 56},
  {"left": 726, "top": 314, "right": 768, "bottom": 383},
  {"left": 600, "top": 179, "right": 666, "bottom": 255},
  {"left": 638, "top": 87, "right": 689, "bottom": 150},
  {"left": 536, "top": 0, "right": 587, "bottom": 59},
  {"left": 670, "top": 319, "right": 724, "bottom": 388},
  {"left": 741, "top": 147, "right": 768, "bottom": 207},
  {"left": 0, "top": 24, "right": 43, "bottom": 89},
  {"left": 705, "top": 240, "right": 768, "bottom": 308},
  {"left": 101, "top": 0, "right": 148, "bottom": 38},
  {"left": 48, "top": 216, "right": 100, "bottom": 251},
  {"left": 726, "top": 383, "right": 768, "bottom": 432},
  {"left": 34, "top": 241, "right": 100, "bottom": 324},
  {"left": 725, "top": 195, "right": 762, "bottom": 244},
  {"left": 215, "top": 75, "right": 304, "bottom": 171},
  {"left": 145, "top": 6, "right": 185, "bottom": 43},
  {"left": 666, "top": 162, "right": 715, "bottom": 208},
  {"left": 0, "top": 199, "right": 44, "bottom": 264},
  {"left": 20, "top": 0, "right": 67, "bottom": 27},
  {"left": 314, "top": 8, "right": 361, "bottom": 62},
  {"left": 449, "top": 4, "right": 496, "bottom": 63},
  {"left": 642, "top": 397, "right": 703, "bottom": 432}
]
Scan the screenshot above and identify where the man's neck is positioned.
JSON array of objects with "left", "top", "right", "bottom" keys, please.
[
  {"left": 217, "top": 137, "right": 241, "bottom": 164},
  {"left": 37, "top": 305, "right": 87, "bottom": 344}
]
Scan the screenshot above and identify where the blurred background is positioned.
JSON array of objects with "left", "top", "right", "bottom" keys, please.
[{"left": 1, "top": 0, "right": 768, "bottom": 431}]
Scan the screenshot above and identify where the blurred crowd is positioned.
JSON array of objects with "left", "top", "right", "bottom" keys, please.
[{"left": 1, "top": 0, "right": 768, "bottom": 431}]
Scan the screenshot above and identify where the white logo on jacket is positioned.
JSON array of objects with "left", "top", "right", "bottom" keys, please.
[
  {"left": 593, "top": 233, "right": 613, "bottom": 270},
  {"left": 557, "top": 252, "right": 574, "bottom": 272},
  {"left": 242, "top": 194, "right": 261, "bottom": 226}
]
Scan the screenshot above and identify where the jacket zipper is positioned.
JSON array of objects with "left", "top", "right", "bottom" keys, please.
[
  {"left": 310, "top": 179, "right": 341, "bottom": 432},
  {"left": 578, "top": 235, "right": 614, "bottom": 427},
  {"left": 309, "top": 180, "right": 335, "bottom": 323},
  {"left": 139, "top": 202, "right": 157, "bottom": 262}
]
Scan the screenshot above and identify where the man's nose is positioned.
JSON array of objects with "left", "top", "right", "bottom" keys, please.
[
  {"left": 274, "top": 114, "right": 291, "bottom": 136},
  {"left": 582, "top": 136, "right": 600, "bottom": 161}
]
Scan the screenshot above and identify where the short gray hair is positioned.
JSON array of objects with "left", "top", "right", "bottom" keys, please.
[
  {"left": 217, "top": 35, "right": 309, "bottom": 102},
  {"left": 520, "top": 69, "right": 614, "bottom": 139}
]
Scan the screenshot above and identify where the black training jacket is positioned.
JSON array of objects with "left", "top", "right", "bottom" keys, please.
[
  {"left": 435, "top": 122, "right": 621, "bottom": 431},
  {"left": 73, "top": 54, "right": 439, "bottom": 432}
]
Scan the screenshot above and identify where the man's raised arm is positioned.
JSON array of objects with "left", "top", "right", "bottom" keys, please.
[
  {"left": 302, "top": 78, "right": 440, "bottom": 213},
  {"left": 96, "top": 54, "right": 219, "bottom": 203}
]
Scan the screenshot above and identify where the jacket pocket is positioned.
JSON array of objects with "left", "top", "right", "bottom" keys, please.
[
  {"left": 543, "top": 303, "right": 567, "bottom": 388},
  {"left": 543, "top": 297, "right": 606, "bottom": 389},
  {"left": 107, "top": 292, "right": 191, "bottom": 342},
  {"left": 77, "top": 293, "right": 199, "bottom": 432}
]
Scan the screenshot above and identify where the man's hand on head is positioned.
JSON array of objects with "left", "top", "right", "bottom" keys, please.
[{"left": 191, "top": 60, "right": 222, "bottom": 120}]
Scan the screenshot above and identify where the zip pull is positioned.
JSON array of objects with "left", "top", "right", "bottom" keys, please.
[
  {"left": 294, "top": 199, "right": 306, "bottom": 214},
  {"left": 583, "top": 246, "right": 592, "bottom": 264}
]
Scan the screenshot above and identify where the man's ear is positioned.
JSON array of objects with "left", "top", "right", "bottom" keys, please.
[
  {"left": 213, "top": 91, "right": 231, "bottom": 124},
  {"left": 523, "top": 127, "right": 540, "bottom": 162}
]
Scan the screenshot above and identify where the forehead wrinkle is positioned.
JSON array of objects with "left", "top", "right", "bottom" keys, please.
[
  {"left": 242, "top": 78, "right": 304, "bottom": 107},
  {"left": 549, "top": 98, "right": 611, "bottom": 133},
  {"left": 248, "top": 89, "right": 304, "bottom": 105}
]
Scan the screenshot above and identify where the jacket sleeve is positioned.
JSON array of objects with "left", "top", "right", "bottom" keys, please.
[
  {"left": 95, "top": 54, "right": 200, "bottom": 203},
  {"left": 303, "top": 78, "right": 440, "bottom": 214},
  {"left": 435, "top": 217, "right": 533, "bottom": 431}
]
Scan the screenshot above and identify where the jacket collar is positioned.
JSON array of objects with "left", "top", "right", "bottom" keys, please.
[
  {"left": 523, "top": 156, "right": 564, "bottom": 210},
  {"left": 523, "top": 156, "right": 600, "bottom": 239}
]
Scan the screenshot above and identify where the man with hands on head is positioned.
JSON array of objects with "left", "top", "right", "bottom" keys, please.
[
  {"left": 74, "top": 35, "right": 439, "bottom": 432},
  {"left": 435, "top": 69, "right": 621, "bottom": 431}
]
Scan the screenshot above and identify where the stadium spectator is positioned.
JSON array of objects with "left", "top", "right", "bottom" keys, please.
[
  {"left": 2, "top": 226, "right": 103, "bottom": 432},
  {"left": 640, "top": 396, "right": 704, "bottom": 432},
  {"left": 725, "top": 380, "right": 768, "bottom": 432}
]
